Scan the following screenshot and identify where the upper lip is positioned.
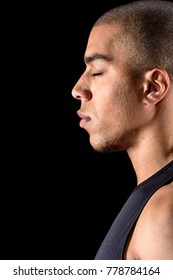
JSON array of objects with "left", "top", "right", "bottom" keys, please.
[{"left": 77, "top": 110, "right": 91, "bottom": 120}]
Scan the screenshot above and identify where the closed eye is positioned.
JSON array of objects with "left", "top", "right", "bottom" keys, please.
[{"left": 92, "top": 72, "right": 103, "bottom": 76}]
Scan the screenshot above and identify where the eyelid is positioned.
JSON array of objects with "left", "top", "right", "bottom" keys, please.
[{"left": 92, "top": 72, "right": 103, "bottom": 76}]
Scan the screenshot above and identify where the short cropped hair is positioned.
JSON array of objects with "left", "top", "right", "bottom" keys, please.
[{"left": 94, "top": 0, "right": 173, "bottom": 79}]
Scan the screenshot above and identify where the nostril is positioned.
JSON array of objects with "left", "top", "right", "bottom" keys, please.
[{"left": 76, "top": 94, "right": 82, "bottom": 100}]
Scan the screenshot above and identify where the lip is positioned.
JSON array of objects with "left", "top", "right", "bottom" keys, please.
[{"left": 77, "top": 110, "right": 91, "bottom": 128}]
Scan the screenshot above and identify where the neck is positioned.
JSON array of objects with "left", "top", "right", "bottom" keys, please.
[
  {"left": 127, "top": 131, "right": 173, "bottom": 185},
  {"left": 127, "top": 82, "right": 173, "bottom": 185}
]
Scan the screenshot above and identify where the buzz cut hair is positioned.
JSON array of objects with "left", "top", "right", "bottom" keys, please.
[{"left": 94, "top": 0, "right": 173, "bottom": 79}]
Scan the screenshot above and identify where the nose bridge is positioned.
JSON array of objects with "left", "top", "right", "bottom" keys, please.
[{"left": 72, "top": 71, "right": 90, "bottom": 100}]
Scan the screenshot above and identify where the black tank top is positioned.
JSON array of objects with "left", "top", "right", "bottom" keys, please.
[{"left": 95, "top": 160, "right": 173, "bottom": 260}]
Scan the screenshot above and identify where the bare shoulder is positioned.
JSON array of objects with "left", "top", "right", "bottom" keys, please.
[{"left": 130, "top": 182, "right": 173, "bottom": 259}]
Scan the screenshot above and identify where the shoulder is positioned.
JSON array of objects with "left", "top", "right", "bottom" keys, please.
[
  {"left": 146, "top": 182, "right": 173, "bottom": 223},
  {"left": 134, "top": 182, "right": 173, "bottom": 259}
]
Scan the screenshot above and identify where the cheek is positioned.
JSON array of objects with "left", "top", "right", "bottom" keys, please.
[
  {"left": 97, "top": 98, "right": 124, "bottom": 129},
  {"left": 109, "top": 88, "right": 137, "bottom": 126},
  {"left": 94, "top": 80, "right": 138, "bottom": 125}
]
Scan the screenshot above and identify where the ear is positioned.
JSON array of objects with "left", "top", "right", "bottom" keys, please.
[{"left": 142, "top": 68, "right": 170, "bottom": 105}]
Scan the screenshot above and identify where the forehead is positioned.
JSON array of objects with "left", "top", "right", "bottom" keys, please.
[{"left": 85, "top": 24, "right": 118, "bottom": 58}]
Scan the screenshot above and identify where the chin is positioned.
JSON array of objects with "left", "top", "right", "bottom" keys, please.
[
  {"left": 92, "top": 138, "right": 127, "bottom": 153},
  {"left": 89, "top": 138, "right": 103, "bottom": 152},
  {"left": 90, "top": 138, "right": 115, "bottom": 153}
]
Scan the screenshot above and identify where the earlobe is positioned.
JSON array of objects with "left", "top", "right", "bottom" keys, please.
[{"left": 143, "top": 69, "right": 170, "bottom": 105}]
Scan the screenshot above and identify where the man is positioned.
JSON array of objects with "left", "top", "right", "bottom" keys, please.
[{"left": 71, "top": 0, "right": 173, "bottom": 260}]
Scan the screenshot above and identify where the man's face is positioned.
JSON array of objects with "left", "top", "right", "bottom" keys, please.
[{"left": 72, "top": 24, "right": 144, "bottom": 152}]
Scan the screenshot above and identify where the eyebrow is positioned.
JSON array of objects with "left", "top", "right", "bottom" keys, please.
[{"left": 84, "top": 53, "right": 112, "bottom": 64}]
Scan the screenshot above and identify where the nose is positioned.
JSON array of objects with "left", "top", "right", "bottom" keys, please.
[{"left": 71, "top": 75, "right": 92, "bottom": 101}]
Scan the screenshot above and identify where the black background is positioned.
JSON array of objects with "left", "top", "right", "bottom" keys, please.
[{"left": 1, "top": 0, "right": 139, "bottom": 260}]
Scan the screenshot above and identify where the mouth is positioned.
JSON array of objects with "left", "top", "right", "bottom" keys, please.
[{"left": 77, "top": 110, "right": 91, "bottom": 128}]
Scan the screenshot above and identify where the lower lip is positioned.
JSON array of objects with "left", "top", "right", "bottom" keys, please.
[{"left": 79, "top": 118, "right": 90, "bottom": 128}]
